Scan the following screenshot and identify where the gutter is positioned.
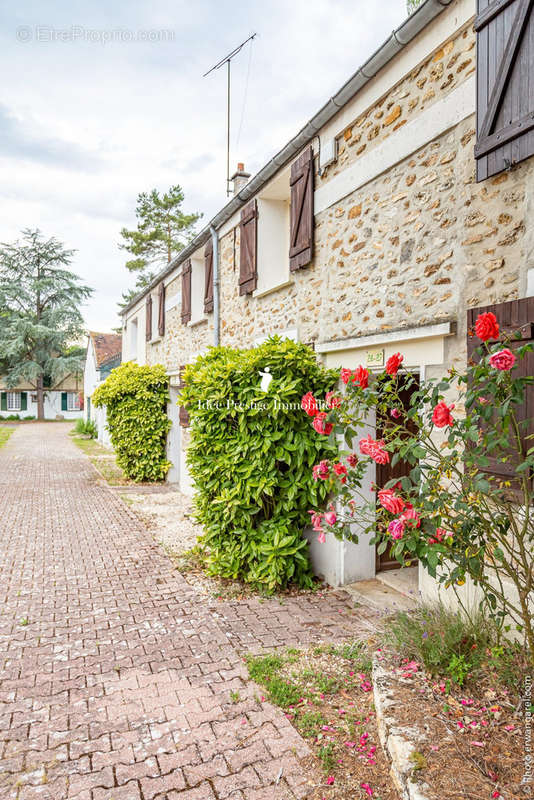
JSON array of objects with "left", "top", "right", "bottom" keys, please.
[
  {"left": 120, "top": 0, "right": 455, "bottom": 317},
  {"left": 210, "top": 225, "right": 220, "bottom": 346}
]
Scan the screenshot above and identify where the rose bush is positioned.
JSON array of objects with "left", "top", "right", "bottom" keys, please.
[{"left": 303, "top": 317, "right": 534, "bottom": 662}]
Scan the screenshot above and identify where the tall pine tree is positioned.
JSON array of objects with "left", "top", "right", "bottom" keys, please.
[
  {"left": 0, "top": 229, "right": 93, "bottom": 420},
  {"left": 119, "top": 185, "right": 201, "bottom": 305}
]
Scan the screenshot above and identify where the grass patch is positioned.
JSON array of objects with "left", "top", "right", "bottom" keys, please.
[
  {"left": 382, "top": 604, "right": 527, "bottom": 694},
  {"left": 0, "top": 427, "right": 14, "bottom": 449},
  {"left": 71, "top": 433, "right": 130, "bottom": 485}
]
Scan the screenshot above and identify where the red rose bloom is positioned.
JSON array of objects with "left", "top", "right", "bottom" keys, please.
[
  {"left": 301, "top": 392, "right": 318, "bottom": 417},
  {"left": 377, "top": 488, "right": 405, "bottom": 515},
  {"left": 346, "top": 453, "right": 359, "bottom": 468},
  {"left": 340, "top": 368, "right": 352, "bottom": 385},
  {"left": 385, "top": 352, "right": 404, "bottom": 377},
  {"left": 352, "top": 366, "right": 369, "bottom": 389},
  {"left": 313, "top": 412, "right": 333, "bottom": 435},
  {"left": 475, "top": 312, "right": 499, "bottom": 342},
  {"left": 332, "top": 462, "right": 348, "bottom": 483},
  {"left": 432, "top": 400, "right": 455, "bottom": 428},
  {"left": 489, "top": 348, "right": 516, "bottom": 371}
]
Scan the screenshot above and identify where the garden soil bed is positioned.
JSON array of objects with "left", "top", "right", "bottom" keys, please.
[
  {"left": 377, "top": 650, "right": 528, "bottom": 800},
  {"left": 245, "top": 644, "right": 400, "bottom": 800}
]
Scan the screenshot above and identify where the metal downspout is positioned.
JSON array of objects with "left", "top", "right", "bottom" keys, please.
[{"left": 210, "top": 225, "right": 220, "bottom": 346}]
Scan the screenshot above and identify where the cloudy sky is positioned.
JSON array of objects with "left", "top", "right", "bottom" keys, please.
[{"left": 0, "top": 0, "right": 406, "bottom": 331}]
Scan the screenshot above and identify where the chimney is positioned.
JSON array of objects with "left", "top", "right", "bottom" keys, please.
[{"left": 230, "top": 162, "right": 250, "bottom": 195}]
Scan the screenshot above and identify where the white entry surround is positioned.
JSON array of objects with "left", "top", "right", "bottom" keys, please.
[{"left": 307, "top": 321, "right": 455, "bottom": 587}]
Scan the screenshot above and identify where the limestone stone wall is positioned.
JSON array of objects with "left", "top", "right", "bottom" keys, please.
[
  {"left": 139, "top": 11, "right": 534, "bottom": 385},
  {"left": 318, "top": 23, "right": 475, "bottom": 189}
]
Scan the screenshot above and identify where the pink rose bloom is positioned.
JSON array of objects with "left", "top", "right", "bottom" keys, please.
[
  {"left": 400, "top": 506, "right": 421, "bottom": 528},
  {"left": 359, "top": 435, "right": 390, "bottom": 465},
  {"left": 390, "top": 407, "right": 401, "bottom": 419},
  {"left": 309, "top": 511, "right": 323, "bottom": 531},
  {"left": 324, "top": 511, "right": 337, "bottom": 526},
  {"left": 432, "top": 400, "right": 455, "bottom": 428},
  {"left": 388, "top": 518, "right": 405, "bottom": 539},
  {"left": 489, "top": 348, "right": 516, "bottom": 371},
  {"left": 312, "top": 412, "right": 333, "bottom": 435},
  {"left": 340, "top": 368, "right": 352, "bottom": 385},
  {"left": 312, "top": 460, "right": 330, "bottom": 481},
  {"left": 346, "top": 453, "right": 359, "bottom": 468},
  {"left": 325, "top": 391, "right": 342, "bottom": 409},
  {"left": 317, "top": 531, "right": 326, "bottom": 544},
  {"left": 378, "top": 488, "right": 405, "bottom": 514}
]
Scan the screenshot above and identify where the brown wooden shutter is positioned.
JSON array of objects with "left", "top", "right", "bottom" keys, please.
[
  {"left": 157, "top": 283, "right": 166, "bottom": 337},
  {"left": 467, "top": 297, "right": 534, "bottom": 487},
  {"left": 475, "top": 0, "right": 534, "bottom": 181},
  {"left": 145, "top": 295, "right": 152, "bottom": 342},
  {"left": 239, "top": 199, "right": 257, "bottom": 295},
  {"left": 204, "top": 240, "right": 214, "bottom": 314},
  {"left": 178, "top": 365, "right": 190, "bottom": 427},
  {"left": 289, "top": 145, "right": 314, "bottom": 271},
  {"left": 181, "top": 260, "right": 192, "bottom": 325}
]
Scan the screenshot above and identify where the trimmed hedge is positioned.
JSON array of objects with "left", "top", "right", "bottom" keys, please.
[
  {"left": 180, "top": 338, "right": 338, "bottom": 591},
  {"left": 93, "top": 361, "right": 171, "bottom": 482}
]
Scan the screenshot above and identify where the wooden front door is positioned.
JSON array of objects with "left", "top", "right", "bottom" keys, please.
[{"left": 375, "top": 377, "right": 420, "bottom": 572}]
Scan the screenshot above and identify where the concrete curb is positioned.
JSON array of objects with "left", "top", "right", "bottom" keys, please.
[{"left": 372, "top": 653, "right": 432, "bottom": 800}]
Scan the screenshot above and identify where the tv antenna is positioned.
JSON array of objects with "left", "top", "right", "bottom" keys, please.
[{"left": 204, "top": 33, "right": 257, "bottom": 197}]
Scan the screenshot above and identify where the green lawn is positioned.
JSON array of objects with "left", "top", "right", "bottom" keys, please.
[{"left": 0, "top": 427, "right": 14, "bottom": 449}]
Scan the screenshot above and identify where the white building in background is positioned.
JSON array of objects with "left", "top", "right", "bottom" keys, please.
[
  {"left": 0, "top": 375, "right": 82, "bottom": 421},
  {"left": 83, "top": 332, "right": 122, "bottom": 447}
]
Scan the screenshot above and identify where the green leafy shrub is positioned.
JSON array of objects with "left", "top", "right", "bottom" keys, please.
[
  {"left": 180, "top": 338, "right": 338, "bottom": 590},
  {"left": 93, "top": 361, "right": 171, "bottom": 482},
  {"left": 74, "top": 418, "right": 97, "bottom": 437}
]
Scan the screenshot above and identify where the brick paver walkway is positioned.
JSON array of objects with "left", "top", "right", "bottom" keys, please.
[{"left": 0, "top": 424, "right": 375, "bottom": 800}]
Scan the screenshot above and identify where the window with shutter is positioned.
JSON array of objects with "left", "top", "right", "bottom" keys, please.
[
  {"left": 158, "top": 283, "right": 166, "bottom": 337},
  {"left": 204, "top": 240, "right": 214, "bottom": 314},
  {"left": 475, "top": 0, "right": 534, "bottom": 181},
  {"left": 181, "top": 261, "right": 192, "bottom": 325},
  {"left": 239, "top": 199, "right": 257, "bottom": 295},
  {"left": 289, "top": 145, "right": 314, "bottom": 271},
  {"left": 178, "top": 366, "right": 190, "bottom": 427},
  {"left": 467, "top": 297, "right": 534, "bottom": 487},
  {"left": 146, "top": 295, "right": 153, "bottom": 342}
]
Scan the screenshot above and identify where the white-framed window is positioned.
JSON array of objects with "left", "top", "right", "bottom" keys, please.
[
  {"left": 130, "top": 318, "right": 138, "bottom": 358},
  {"left": 67, "top": 392, "right": 80, "bottom": 411},
  {"left": 255, "top": 166, "right": 291, "bottom": 295},
  {"left": 190, "top": 254, "right": 205, "bottom": 324},
  {"left": 7, "top": 392, "right": 21, "bottom": 411}
]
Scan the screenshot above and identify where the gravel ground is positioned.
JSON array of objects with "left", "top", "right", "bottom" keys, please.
[{"left": 120, "top": 488, "right": 201, "bottom": 555}]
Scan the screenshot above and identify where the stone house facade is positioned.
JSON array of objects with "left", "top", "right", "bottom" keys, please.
[{"left": 120, "top": 0, "right": 534, "bottom": 600}]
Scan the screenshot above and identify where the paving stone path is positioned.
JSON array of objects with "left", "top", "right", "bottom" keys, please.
[{"left": 0, "top": 424, "right": 377, "bottom": 800}]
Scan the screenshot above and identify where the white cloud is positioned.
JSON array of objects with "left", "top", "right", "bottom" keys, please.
[{"left": 0, "top": 0, "right": 406, "bottom": 330}]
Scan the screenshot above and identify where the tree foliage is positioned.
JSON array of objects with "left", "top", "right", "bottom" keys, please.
[
  {"left": 180, "top": 338, "right": 338, "bottom": 591},
  {"left": 93, "top": 362, "right": 171, "bottom": 482},
  {"left": 119, "top": 185, "right": 201, "bottom": 306},
  {"left": 0, "top": 229, "right": 92, "bottom": 419}
]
